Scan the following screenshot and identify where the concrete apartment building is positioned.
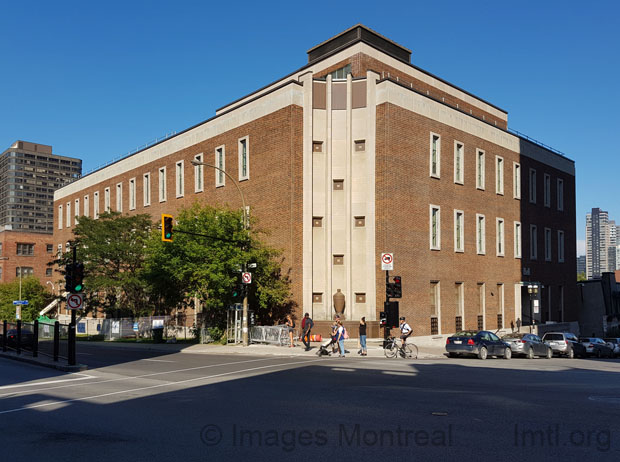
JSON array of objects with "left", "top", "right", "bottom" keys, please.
[
  {"left": 0, "top": 141, "right": 81, "bottom": 286},
  {"left": 586, "top": 208, "right": 616, "bottom": 279},
  {"left": 53, "top": 25, "right": 577, "bottom": 334}
]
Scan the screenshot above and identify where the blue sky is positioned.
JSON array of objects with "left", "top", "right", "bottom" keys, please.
[{"left": 1, "top": 0, "right": 618, "bottom": 253}]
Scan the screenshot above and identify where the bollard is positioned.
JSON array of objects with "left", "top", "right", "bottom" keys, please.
[
  {"left": 2, "top": 320, "right": 6, "bottom": 352},
  {"left": 16, "top": 320, "right": 22, "bottom": 355},
  {"left": 33, "top": 320, "right": 39, "bottom": 358},
  {"left": 53, "top": 321, "right": 60, "bottom": 362}
]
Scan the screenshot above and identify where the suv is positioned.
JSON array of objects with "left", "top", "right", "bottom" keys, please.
[
  {"left": 541, "top": 332, "right": 585, "bottom": 358},
  {"left": 603, "top": 338, "right": 620, "bottom": 357},
  {"left": 579, "top": 337, "right": 614, "bottom": 358}
]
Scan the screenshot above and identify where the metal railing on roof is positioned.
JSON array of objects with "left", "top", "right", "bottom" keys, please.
[{"left": 507, "top": 128, "right": 566, "bottom": 158}]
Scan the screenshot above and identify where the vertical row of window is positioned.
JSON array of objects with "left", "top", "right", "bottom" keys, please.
[{"left": 529, "top": 169, "right": 564, "bottom": 210}]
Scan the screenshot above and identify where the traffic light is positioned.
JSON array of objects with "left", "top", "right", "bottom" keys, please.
[
  {"left": 379, "top": 311, "right": 387, "bottom": 328},
  {"left": 72, "top": 263, "right": 84, "bottom": 292},
  {"left": 64, "top": 264, "right": 74, "bottom": 292},
  {"left": 232, "top": 283, "right": 244, "bottom": 298},
  {"left": 386, "top": 282, "right": 394, "bottom": 298},
  {"left": 392, "top": 276, "right": 402, "bottom": 298},
  {"left": 162, "top": 214, "right": 173, "bottom": 242}
]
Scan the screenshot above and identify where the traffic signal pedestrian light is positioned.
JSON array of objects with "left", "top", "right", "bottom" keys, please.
[
  {"left": 392, "top": 276, "right": 402, "bottom": 298},
  {"left": 64, "top": 264, "right": 74, "bottom": 292},
  {"left": 162, "top": 214, "right": 173, "bottom": 242}
]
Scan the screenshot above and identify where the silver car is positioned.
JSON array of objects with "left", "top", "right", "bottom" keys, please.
[
  {"left": 502, "top": 332, "right": 552, "bottom": 359},
  {"left": 603, "top": 338, "right": 620, "bottom": 357}
]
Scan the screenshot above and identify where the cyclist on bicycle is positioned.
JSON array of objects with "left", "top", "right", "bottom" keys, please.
[{"left": 399, "top": 316, "right": 412, "bottom": 348}]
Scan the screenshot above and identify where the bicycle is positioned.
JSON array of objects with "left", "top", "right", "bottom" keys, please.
[{"left": 383, "top": 336, "right": 418, "bottom": 359}]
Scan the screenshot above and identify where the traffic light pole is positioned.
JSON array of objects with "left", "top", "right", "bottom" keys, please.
[{"left": 384, "top": 270, "right": 390, "bottom": 344}]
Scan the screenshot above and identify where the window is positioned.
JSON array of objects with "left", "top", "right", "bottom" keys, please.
[
  {"left": 478, "top": 283, "right": 486, "bottom": 330},
  {"left": 176, "top": 161, "right": 184, "bottom": 198},
  {"left": 16, "top": 267, "right": 33, "bottom": 277},
  {"left": 116, "top": 183, "right": 123, "bottom": 212},
  {"left": 84, "top": 195, "right": 89, "bottom": 217},
  {"left": 496, "top": 218, "right": 505, "bottom": 256},
  {"left": 544, "top": 174, "right": 551, "bottom": 207},
  {"left": 513, "top": 162, "right": 521, "bottom": 199},
  {"left": 545, "top": 227, "right": 552, "bottom": 261},
  {"left": 194, "top": 153, "right": 204, "bottom": 192},
  {"left": 94, "top": 191, "right": 100, "bottom": 219},
  {"left": 497, "top": 283, "right": 504, "bottom": 328},
  {"left": 529, "top": 169, "right": 537, "bottom": 203},
  {"left": 496, "top": 156, "right": 504, "bottom": 195},
  {"left": 104, "top": 188, "right": 111, "bottom": 212},
  {"left": 66, "top": 202, "right": 71, "bottom": 227},
  {"left": 46, "top": 244, "right": 53, "bottom": 253},
  {"left": 514, "top": 222, "right": 522, "bottom": 259},
  {"left": 238, "top": 137, "right": 249, "bottom": 181},
  {"left": 476, "top": 149, "right": 485, "bottom": 189},
  {"left": 430, "top": 281, "right": 440, "bottom": 334},
  {"left": 454, "top": 141, "right": 464, "bottom": 184},
  {"left": 557, "top": 178, "right": 564, "bottom": 211},
  {"left": 430, "top": 205, "right": 441, "bottom": 250},
  {"left": 430, "top": 133, "right": 440, "bottom": 178},
  {"left": 455, "top": 282, "right": 464, "bottom": 321},
  {"left": 215, "top": 146, "right": 225, "bottom": 187},
  {"left": 57, "top": 243, "right": 62, "bottom": 256},
  {"left": 143, "top": 173, "right": 151, "bottom": 206},
  {"left": 74, "top": 199, "right": 80, "bottom": 224},
  {"left": 476, "top": 214, "right": 486, "bottom": 255},
  {"left": 17, "top": 243, "right": 34, "bottom": 256},
  {"left": 58, "top": 205, "right": 63, "bottom": 229},
  {"left": 530, "top": 224, "right": 538, "bottom": 260},
  {"left": 158, "top": 167, "right": 167, "bottom": 202},
  {"left": 454, "top": 210, "right": 464, "bottom": 252},
  {"left": 558, "top": 230, "right": 565, "bottom": 263},
  {"left": 328, "top": 64, "right": 351, "bottom": 80},
  {"left": 129, "top": 178, "right": 136, "bottom": 210}
]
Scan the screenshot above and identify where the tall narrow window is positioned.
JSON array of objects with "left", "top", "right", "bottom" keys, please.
[
  {"left": 58, "top": 205, "right": 63, "bottom": 230},
  {"left": 454, "top": 210, "right": 464, "bottom": 252},
  {"left": 430, "top": 133, "right": 440, "bottom": 178},
  {"left": 529, "top": 169, "right": 537, "bottom": 204},
  {"left": 544, "top": 227, "right": 552, "bottom": 261},
  {"left": 514, "top": 221, "right": 522, "bottom": 259},
  {"left": 116, "top": 183, "right": 123, "bottom": 212},
  {"left": 455, "top": 282, "right": 464, "bottom": 329},
  {"left": 530, "top": 224, "right": 538, "bottom": 260},
  {"left": 143, "top": 173, "right": 151, "bottom": 206},
  {"left": 158, "top": 167, "right": 167, "bottom": 202},
  {"left": 94, "top": 191, "right": 100, "bottom": 219},
  {"left": 496, "top": 218, "right": 505, "bottom": 256},
  {"left": 83, "top": 195, "right": 89, "bottom": 218},
  {"left": 557, "top": 178, "right": 564, "bottom": 211},
  {"left": 476, "top": 214, "right": 486, "bottom": 255},
  {"left": 66, "top": 202, "right": 71, "bottom": 227},
  {"left": 454, "top": 141, "right": 464, "bottom": 184},
  {"left": 176, "top": 161, "right": 184, "bottom": 198},
  {"left": 496, "top": 156, "right": 504, "bottom": 195},
  {"left": 238, "top": 137, "right": 249, "bottom": 181},
  {"left": 478, "top": 283, "right": 486, "bottom": 330},
  {"left": 430, "top": 205, "right": 441, "bottom": 250},
  {"left": 430, "top": 281, "right": 440, "bottom": 335},
  {"left": 215, "top": 146, "right": 225, "bottom": 187},
  {"left": 476, "top": 149, "right": 485, "bottom": 190},
  {"left": 104, "top": 188, "right": 110, "bottom": 212},
  {"left": 129, "top": 178, "right": 136, "bottom": 210},
  {"left": 558, "top": 230, "right": 565, "bottom": 263},
  {"left": 513, "top": 162, "right": 521, "bottom": 199},
  {"left": 544, "top": 174, "right": 551, "bottom": 207},
  {"left": 74, "top": 199, "right": 80, "bottom": 226},
  {"left": 194, "top": 153, "right": 204, "bottom": 192},
  {"left": 497, "top": 283, "right": 505, "bottom": 329}
]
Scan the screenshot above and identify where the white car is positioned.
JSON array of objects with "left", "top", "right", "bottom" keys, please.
[{"left": 604, "top": 338, "right": 620, "bottom": 357}]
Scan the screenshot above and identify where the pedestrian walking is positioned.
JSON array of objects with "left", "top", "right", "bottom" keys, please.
[
  {"left": 358, "top": 317, "right": 367, "bottom": 356},
  {"left": 301, "top": 312, "right": 314, "bottom": 351},
  {"left": 285, "top": 314, "right": 296, "bottom": 347},
  {"left": 337, "top": 320, "right": 346, "bottom": 357}
]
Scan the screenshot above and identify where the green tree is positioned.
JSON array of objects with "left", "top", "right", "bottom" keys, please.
[
  {"left": 0, "top": 277, "right": 54, "bottom": 322},
  {"left": 577, "top": 272, "right": 587, "bottom": 282},
  {"left": 144, "top": 203, "right": 293, "bottom": 327},
  {"left": 54, "top": 212, "right": 154, "bottom": 318}
]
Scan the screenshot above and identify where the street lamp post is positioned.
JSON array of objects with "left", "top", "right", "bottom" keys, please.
[{"left": 190, "top": 159, "right": 250, "bottom": 346}]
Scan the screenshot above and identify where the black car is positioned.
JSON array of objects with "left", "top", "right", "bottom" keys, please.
[
  {"left": 446, "top": 330, "right": 512, "bottom": 360},
  {"left": 0, "top": 329, "right": 34, "bottom": 348}
]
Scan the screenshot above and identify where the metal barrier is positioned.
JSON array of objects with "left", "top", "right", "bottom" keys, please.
[
  {"left": 250, "top": 325, "right": 298, "bottom": 346},
  {"left": 1, "top": 319, "right": 72, "bottom": 364}
]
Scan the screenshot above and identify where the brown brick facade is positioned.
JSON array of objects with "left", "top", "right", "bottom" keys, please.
[{"left": 0, "top": 230, "right": 57, "bottom": 288}]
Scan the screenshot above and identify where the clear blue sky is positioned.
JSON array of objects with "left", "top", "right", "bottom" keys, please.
[{"left": 1, "top": 0, "right": 618, "bottom": 253}]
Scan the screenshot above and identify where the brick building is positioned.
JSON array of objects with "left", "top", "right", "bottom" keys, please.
[{"left": 53, "top": 25, "right": 576, "bottom": 334}]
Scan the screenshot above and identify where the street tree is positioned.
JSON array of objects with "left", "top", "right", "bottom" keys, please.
[{"left": 0, "top": 277, "right": 54, "bottom": 322}]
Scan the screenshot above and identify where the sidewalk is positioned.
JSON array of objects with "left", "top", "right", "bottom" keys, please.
[{"left": 0, "top": 350, "right": 88, "bottom": 372}]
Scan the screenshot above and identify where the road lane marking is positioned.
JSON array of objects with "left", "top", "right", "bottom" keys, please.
[
  {"left": 0, "top": 357, "right": 305, "bottom": 398},
  {"left": 0, "top": 374, "right": 95, "bottom": 390},
  {"left": 142, "top": 359, "right": 174, "bottom": 363},
  {"left": 0, "top": 357, "right": 330, "bottom": 415}
]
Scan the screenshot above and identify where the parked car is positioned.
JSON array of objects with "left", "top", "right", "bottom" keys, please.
[
  {"left": 501, "top": 332, "right": 552, "bottom": 359},
  {"left": 541, "top": 332, "right": 586, "bottom": 358},
  {"left": 603, "top": 338, "right": 620, "bottom": 357},
  {"left": 579, "top": 337, "right": 614, "bottom": 358},
  {"left": 446, "top": 330, "right": 512, "bottom": 360},
  {"left": 0, "top": 328, "right": 34, "bottom": 348}
]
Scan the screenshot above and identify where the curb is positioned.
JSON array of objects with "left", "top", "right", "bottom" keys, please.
[{"left": 0, "top": 351, "right": 88, "bottom": 372}]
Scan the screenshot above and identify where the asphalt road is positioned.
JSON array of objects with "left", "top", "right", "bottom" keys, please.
[{"left": 1, "top": 344, "right": 619, "bottom": 461}]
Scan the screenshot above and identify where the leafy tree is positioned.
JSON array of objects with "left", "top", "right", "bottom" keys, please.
[
  {"left": 144, "top": 203, "right": 293, "bottom": 327},
  {"left": 577, "top": 272, "right": 587, "bottom": 282},
  {"left": 54, "top": 212, "right": 154, "bottom": 318},
  {"left": 0, "top": 277, "right": 54, "bottom": 322}
]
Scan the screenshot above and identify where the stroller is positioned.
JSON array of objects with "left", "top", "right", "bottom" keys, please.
[{"left": 316, "top": 335, "right": 339, "bottom": 357}]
